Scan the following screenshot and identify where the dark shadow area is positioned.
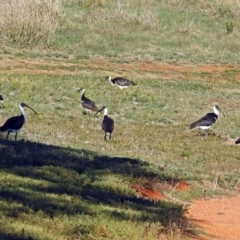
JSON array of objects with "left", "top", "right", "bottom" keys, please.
[{"left": 0, "top": 137, "right": 196, "bottom": 239}]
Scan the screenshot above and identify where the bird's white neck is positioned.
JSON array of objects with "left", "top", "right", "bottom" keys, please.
[
  {"left": 108, "top": 76, "right": 115, "bottom": 86},
  {"left": 80, "top": 89, "right": 85, "bottom": 97},
  {"left": 213, "top": 106, "right": 220, "bottom": 116},
  {"left": 103, "top": 108, "right": 108, "bottom": 116},
  {"left": 19, "top": 104, "right": 26, "bottom": 118}
]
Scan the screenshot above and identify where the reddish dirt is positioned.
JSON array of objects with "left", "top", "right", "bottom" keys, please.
[
  {"left": 132, "top": 184, "right": 165, "bottom": 201},
  {"left": 187, "top": 195, "right": 240, "bottom": 240},
  {"left": 132, "top": 182, "right": 240, "bottom": 240}
]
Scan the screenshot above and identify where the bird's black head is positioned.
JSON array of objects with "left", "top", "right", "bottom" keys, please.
[
  {"left": 94, "top": 106, "right": 106, "bottom": 118},
  {"left": 76, "top": 88, "right": 84, "bottom": 92},
  {"left": 20, "top": 103, "right": 37, "bottom": 114}
]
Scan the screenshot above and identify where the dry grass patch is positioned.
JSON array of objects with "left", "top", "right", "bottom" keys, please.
[{"left": 0, "top": 0, "right": 62, "bottom": 47}]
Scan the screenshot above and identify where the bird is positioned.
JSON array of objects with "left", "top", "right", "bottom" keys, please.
[
  {"left": 94, "top": 106, "right": 114, "bottom": 141},
  {"left": 235, "top": 138, "right": 240, "bottom": 145},
  {"left": 190, "top": 105, "right": 223, "bottom": 136},
  {"left": 76, "top": 88, "right": 100, "bottom": 115},
  {"left": 107, "top": 76, "right": 136, "bottom": 89},
  {"left": 0, "top": 102, "right": 37, "bottom": 141},
  {"left": 0, "top": 94, "right": 3, "bottom": 108}
]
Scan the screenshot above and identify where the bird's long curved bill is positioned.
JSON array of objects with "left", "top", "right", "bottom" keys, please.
[{"left": 25, "top": 104, "right": 37, "bottom": 115}]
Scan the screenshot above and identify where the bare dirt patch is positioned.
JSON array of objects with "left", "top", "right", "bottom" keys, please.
[{"left": 187, "top": 195, "right": 240, "bottom": 240}]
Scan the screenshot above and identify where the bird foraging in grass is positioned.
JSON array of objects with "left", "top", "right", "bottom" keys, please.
[
  {"left": 0, "top": 102, "right": 37, "bottom": 141},
  {"left": 76, "top": 88, "right": 101, "bottom": 115},
  {"left": 95, "top": 106, "right": 114, "bottom": 141},
  {"left": 190, "top": 105, "right": 224, "bottom": 136},
  {"left": 107, "top": 76, "right": 136, "bottom": 89}
]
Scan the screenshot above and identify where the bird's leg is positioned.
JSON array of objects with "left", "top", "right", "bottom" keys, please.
[
  {"left": 104, "top": 133, "right": 107, "bottom": 141},
  {"left": 109, "top": 134, "right": 111, "bottom": 140},
  {"left": 6, "top": 132, "right": 10, "bottom": 140},
  {"left": 205, "top": 129, "right": 208, "bottom": 136},
  {"left": 15, "top": 133, "right": 18, "bottom": 141}
]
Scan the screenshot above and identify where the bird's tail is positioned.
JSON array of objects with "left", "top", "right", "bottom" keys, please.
[{"left": 190, "top": 121, "right": 198, "bottom": 129}]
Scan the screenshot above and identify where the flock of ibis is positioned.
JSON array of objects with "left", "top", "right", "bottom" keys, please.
[
  {"left": 0, "top": 77, "right": 240, "bottom": 144},
  {"left": 0, "top": 77, "right": 135, "bottom": 142}
]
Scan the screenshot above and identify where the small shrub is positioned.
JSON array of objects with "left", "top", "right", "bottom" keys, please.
[{"left": 0, "top": 0, "right": 63, "bottom": 47}]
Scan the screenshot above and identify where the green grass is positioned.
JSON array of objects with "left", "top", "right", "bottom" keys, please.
[
  {"left": 1, "top": 0, "right": 240, "bottom": 63},
  {"left": 0, "top": 65, "right": 240, "bottom": 239},
  {"left": 0, "top": 0, "right": 240, "bottom": 239}
]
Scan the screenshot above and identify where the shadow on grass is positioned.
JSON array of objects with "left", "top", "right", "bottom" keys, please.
[{"left": 0, "top": 137, "right": 196, "bottom": 239}]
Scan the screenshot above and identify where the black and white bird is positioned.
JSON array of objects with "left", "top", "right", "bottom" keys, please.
[
  {"left": 0, "top": 94, "right": 3, "bottom": 108},
  {"left": 190, "top": 105, "right": 223, "bottom": 136},
  {"left": 0, "top": 102, "right": 37, "bottom": 141},
  {"left": 95, "top": 106, "right": 114, "bottom": 141},
  {"left": 107, "top": 76, "right": 136, "bottom": 89},
  {"left": 77, "top": 88, "right": 100, "bottom": 115}
]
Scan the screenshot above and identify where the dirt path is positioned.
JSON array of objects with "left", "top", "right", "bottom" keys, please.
[{"left": 187, "top": 194, "right": 240, "bottom": 240}]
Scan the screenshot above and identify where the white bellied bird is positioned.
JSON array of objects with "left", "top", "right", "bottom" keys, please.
[
  {"left": 95, "top": 106, "right": 114, "bottom": 141},
  {"left": 107, "top": 76, "right": 136, "bottom": 89},
  {"left": 0, "top": 102, "right": 37, "bottom": 141},
  {"left": 190, "top": 105, "right": 223, "bottom": 136},
  {"left": 77, "top": 88, "right": 100, "bottom": 115}
]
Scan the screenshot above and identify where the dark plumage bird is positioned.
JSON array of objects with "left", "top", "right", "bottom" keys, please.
[
  {"left": 190, "top": 105, "right": 223, "bottom": 136},
  {"left": 107, "top": 76, "right": 136, "bottom": 89},
  {"left": 95, "top": 106, "right": 114, "bottom": 141},
  {"left": 0, "top": 102, "right": 37, "bottom": 141},
  {"left": 0, "top": 94, "right": 3, "bottom": 108},
  {"left": 235, "top": 138, "right": 240, "bottom": 144},
  {"left": 77, "top": 88, "right": 100, "bottom": 115}
]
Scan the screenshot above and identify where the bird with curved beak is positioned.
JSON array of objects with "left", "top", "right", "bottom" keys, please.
[
  {"left": 190, "top": 105, "right": 224, "bottom": 136},
  {"left": 107, "top": 76, "right": 136, "bottom": 89},
  {"left": 0, "top": 102, "right": 37, "bottom": 141},
  {"left": 95, "top": 106, "right": 114, "bottom": 141},
  {"left": 0, "top": 94, "right": 3, "bottom": 108},
  {"left": 76, "top": 88, "right": 100, "bottom": 115}
]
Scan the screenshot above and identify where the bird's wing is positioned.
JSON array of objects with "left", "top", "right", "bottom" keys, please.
[
  {"left": 0, "top": 115, "right": 24, "bottom": 131},
  {"left": 235, "top": 138, "right": 240, "bottom": 144},
  {"left": 190, "top": 113, "right": 217, "bottom": 129},
  {"left": 82, "top": 98, "right": 98, "bottom": 111},
  {"left": 102, "top": 116, "right": 114, "bottom": 133},
  {"left": 114, "top": 78, "right": 135, "bottom": 86}
]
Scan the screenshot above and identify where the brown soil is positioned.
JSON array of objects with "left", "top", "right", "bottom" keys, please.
[
  {"left": 1, "top": 55, "right": 240, "bottom": 239},
  {"left": 187, "top": 195, "right": 240, "bottom": 240}
]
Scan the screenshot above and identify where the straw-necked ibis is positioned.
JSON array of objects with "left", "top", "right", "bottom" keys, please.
[
  {"left": 0, "top": 102, "right": 37, "bottom": 141},
  {"left": 95, "top": 106, "right": 114, "bottom": 141},
  {"left": 107, "top": 76, "right": 136, "bottom": 89},
  {"left": 77, "top": 88, "right": 100, "bottom": 115},
  {"left": 190, "top": 105, "right": 223, "bottom": 136}
]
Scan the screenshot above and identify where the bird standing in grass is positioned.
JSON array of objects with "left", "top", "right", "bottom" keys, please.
[
  {"left": 0, "top": 102, "right": 37, "bottom": 141},
  {"left": 190, "top": 105, "right": 223, "bottom": 136},
  {"left": 77, "top": 88, "right": 100, "bottom": 115},
  {"left": 107, "top": 76, "right": 136, "bottom": 89},
  {"left": 95, "top": 106, "right": 114, "bottom": 141},
  {"left": 0, "top": 95, "right": 3, "bottom": 108}
]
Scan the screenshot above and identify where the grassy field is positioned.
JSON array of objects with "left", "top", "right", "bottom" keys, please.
[{"left": 0, "top": 0, "right": 240, "bottom": 239}]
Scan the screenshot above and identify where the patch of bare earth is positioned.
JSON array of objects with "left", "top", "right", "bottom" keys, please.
[
  {"left": 133, "top": 182, "right": 240, "bottom": 239},
  {"left": 186, "top": 194, "right": 240, "bottom": 240}
]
